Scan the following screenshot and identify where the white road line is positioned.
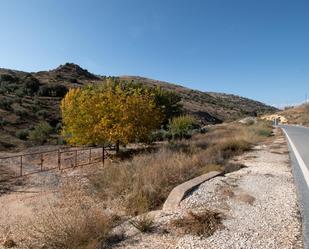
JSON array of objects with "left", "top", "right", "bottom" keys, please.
[{"left": 282, "top": 128, "right": 309, "bottom": 189}]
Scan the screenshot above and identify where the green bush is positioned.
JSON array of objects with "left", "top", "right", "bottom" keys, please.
[
  {"left": 249, "top": 121, "right": 273, "bottom": 137},
  {"left": 0, "top": 98, "right": 13, "bottom": 110},
  {"left": 15, "top": 88, "right": 26, "bottom": 98},
  {"left": 168, "top": 115, "right": 199, "bottom": 140},
  {"left": 0, "top": 118, "right": 9, "bottom": 127},
  {"left": 0, "top": 74, "right": 15, "bottom": 82},
  {"left": 55, "top": 122, "right": 62, "bottom": 132},
  {"left": 29, "top": 122, "right": 53, "bottom": 144},
  {"left": 22, "top": 74, "right": 40, "bottom": 95},
  {"left": 57, "top": 136, "right": 67, "bottom": 145},
  {"left": 13, "top": 106, "right": 28, "bottom": 118},
  {"left": 38, "top": 84, "right": 68, "bottom": 97},
  {"left": 16, "top": 129, "right": 29, "bottom": 140},
  {"left": 35, "top": 110, "right": 50, "bottom": 119},
  {"left": 149, "top": 129, "right": 169, "bottom": 142}
]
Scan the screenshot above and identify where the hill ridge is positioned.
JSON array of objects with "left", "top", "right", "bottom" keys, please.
[{"left": 0, "top": 63, "right": 277, "bottom": 149}]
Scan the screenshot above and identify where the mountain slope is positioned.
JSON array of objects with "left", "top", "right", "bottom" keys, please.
[
  {"left": 0, "top": 63, "right": 277, "bottom": 150},
  {"left": 120, "top": 76, "right": 277, "bottom": 123}
]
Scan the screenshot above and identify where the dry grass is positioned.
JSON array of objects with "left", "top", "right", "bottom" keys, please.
[
  {"left": 280, "top": 104, "right": 309, "bottom": 126},
  {"left": 170, "top": 210, "right": 223, "bottom": 237},
  {"left": 88, "top": 121, "right": 273, "bottom": 215},
  {"left": 21, "top": 181, "right": 116, "bottom": 249},
  {"left": 2, "top": 121, "right": 272, "bottom": 248}
]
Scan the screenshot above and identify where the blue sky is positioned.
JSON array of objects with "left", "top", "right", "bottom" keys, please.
[{"left": 0, "top": 0, "right": 308, "bottom": 106}]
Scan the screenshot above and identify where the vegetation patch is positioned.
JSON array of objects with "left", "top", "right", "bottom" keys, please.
[
  {"left": 170, "top": 210, "right": 223, "bottom": 237},
  {"left": 87, "top": 121, "right": 273, "bottom": 215},
  {"left": 129, "top": 215, "right": 155, "bottom": 233},
  {"left": 22, "top": 186, "right": 115, "bottom": 249}
]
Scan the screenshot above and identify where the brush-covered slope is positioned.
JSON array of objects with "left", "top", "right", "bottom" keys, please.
[
  {"left": 120, "top": 76, "right": 277, "bottom": 123},
  {"left": 279, "top": 104, "right": 309, "bottom": 126},
  {"left": 0, "top": 63, "right": 277, "bottom": 150}
]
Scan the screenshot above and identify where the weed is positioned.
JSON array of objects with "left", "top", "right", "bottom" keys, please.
[
  {"left": 129, "top": 215, "right": 154, "bottom": 233},
  {"left": 170, "top": 210, "right": 222, "bottom": 237},
  {"left": 23, "top": 184, "right": 114, "bottom": 249}
]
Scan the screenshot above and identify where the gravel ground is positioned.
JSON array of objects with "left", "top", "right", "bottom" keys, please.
[
  {"left": 115, "top": 134, "right": 303, "bottom": 249},
  {"left": 176, "top": 136, "right": 303, "bottom": 249}
]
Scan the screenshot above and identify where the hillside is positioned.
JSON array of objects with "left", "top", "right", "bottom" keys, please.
[
  {"left": 120, "top": 76, "right": 277, "bottom": 123},
  {"left": 0, "top": 63, "right": 277, "bottom": 150},
  {"left": 279, "top": 104, "right": 309, "bottom": 125}
]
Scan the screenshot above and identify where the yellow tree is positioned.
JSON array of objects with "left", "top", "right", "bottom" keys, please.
[{"left": 60, "top": 82, "right": 162, "bottom": 151}]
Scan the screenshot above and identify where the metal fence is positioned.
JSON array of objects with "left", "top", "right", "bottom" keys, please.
[{"left": 0, "top": 146, "right": 113, "bottom": 181}]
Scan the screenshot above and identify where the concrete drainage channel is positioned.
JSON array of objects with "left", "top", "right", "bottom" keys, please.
[{"left": 162, "top": 171, "right": 223, "bottom": 211}]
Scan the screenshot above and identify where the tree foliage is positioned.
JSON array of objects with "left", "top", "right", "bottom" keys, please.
[
  {"left": 152, "top": 87, "right": 183, "bottom": 126},
  {"left": 61, "top": 81, "right": 163, "bottom": 147}
]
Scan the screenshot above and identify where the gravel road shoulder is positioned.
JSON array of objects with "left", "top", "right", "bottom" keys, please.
[{"left": 114, "top": 130, "right": 303, "bottom": 249}]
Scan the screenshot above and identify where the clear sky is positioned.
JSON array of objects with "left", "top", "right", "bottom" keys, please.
[{"left": 1, "top": 0, "right": 308, "bottom": 106}]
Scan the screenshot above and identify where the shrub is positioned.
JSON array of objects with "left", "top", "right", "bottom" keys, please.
[
  {"left": 247, "top": 121, "right": 273, "bottom": 139},
  {"left": 0, "top": 118, "right": 9, "bottom": 127},
  {"left": 170, "top": 210, "right": 222, "bottom": 237},
  {"left": 303, "top": 104, "right": 309, "bottom": 125},
  {"left": 16, "top": 129, "right": 29, "bottom": 140},
  {"left": 57, "top": 136, "right": 67, "bottom": 145},
  {"left": 22, "top": 75, "right": 40, "bottom": 95},
  {"left": 35, "top": 109, "right": 50, "bottom": 119},
  {"left": 0, "top": 98, "right": 13, "bottom": 110},
  {"left": 218, "top": 139, "right": 251, "bottom": 159},
  {"left": 13, "top": 106, "right": 28, "bottom": 118},
  {"left": 55, "top": 122, "right": 62, "bottom": 132},
  {"left": 29, "top": 122, "right": 53, "bottom": 144},
  {"left": 38, "top": 84, "right": 68, "bottom": 97},
  {"left": 148, "top": 129, "right": 169, "bottom": 142},
  {"left": 23, "top": 188, "right": 114, "bottom": 249},
  {"left": 168, "top": 115, "right": 199, "bottom": 139},
  {"left": 0, "top": 74, "right": 15, "bottom": 82},
  {"left": 129, "top": 215, "right": 154, "bottom": 233},
  {"left": 15, "top": 88, "right": 26, "bottom": 98}
]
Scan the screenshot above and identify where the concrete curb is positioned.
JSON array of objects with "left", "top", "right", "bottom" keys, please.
[{"left": 162, "top": 171, "right": 222, "bottom": 211}]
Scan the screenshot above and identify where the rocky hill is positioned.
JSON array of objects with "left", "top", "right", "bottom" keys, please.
[{"left": 0, "top": 63, "right": 277, "bottom": 150}]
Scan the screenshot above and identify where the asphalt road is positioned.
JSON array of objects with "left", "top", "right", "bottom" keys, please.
[{"left": 281, "top": 125, "right": 309, "bottom": 249}]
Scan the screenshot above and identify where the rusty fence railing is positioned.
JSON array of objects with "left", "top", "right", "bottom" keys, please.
[{"left": 0, "top": 146, "right": 114, "bottom": 181}]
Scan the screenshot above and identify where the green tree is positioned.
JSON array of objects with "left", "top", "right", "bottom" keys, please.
[{"left": 153, "top": 87, "right": 183, "bottom": 126}]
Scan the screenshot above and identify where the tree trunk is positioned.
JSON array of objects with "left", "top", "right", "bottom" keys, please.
[{"left": 115, "top": 140, "right": 120, "bottom": 153}]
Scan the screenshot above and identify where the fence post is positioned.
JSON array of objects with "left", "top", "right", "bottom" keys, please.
[
  {"left": 89, "top": 148, "right": 92, "bottom": 163},
  {"left": 58, "top": 150, "right": 61, "bottom": 170},
  {"left": 75, "top": 150, "right": 77, "bottom": 167},
  {"left": 20, "top": 155, "right": 23, "bottom": 176},
  {"left": 40, "top": 153, "right": 44, "bottom": 171},
  {"left": 102, "top": 147, "right": 105, "bottom": 166}
]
